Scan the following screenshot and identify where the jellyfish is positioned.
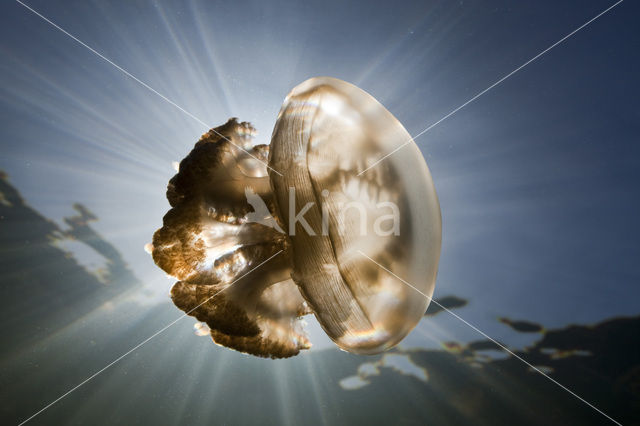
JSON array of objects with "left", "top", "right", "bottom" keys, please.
[{"left": 151, "top": 77, "right": 441, "bottom": 358}]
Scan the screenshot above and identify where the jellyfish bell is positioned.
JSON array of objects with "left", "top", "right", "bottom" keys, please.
[
  {"left": 270, "top": 77, "right": 441, "bottom": 354},
  {"left": 151, "top": 77, "right": 441, "bottom": 358}
]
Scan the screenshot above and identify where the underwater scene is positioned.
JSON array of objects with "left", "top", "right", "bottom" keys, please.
[{"left": 1, "top": 1, "right": 639, "bottom": 425}]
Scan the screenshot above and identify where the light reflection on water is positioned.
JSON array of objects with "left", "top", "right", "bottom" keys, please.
[{"left": 1, "top": 0, "right": 639, "bottom": 424}]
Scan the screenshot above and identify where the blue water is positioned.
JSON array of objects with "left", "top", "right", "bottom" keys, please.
[{"left": 1, "top": 1, "right": 638, "bottom": 424}]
